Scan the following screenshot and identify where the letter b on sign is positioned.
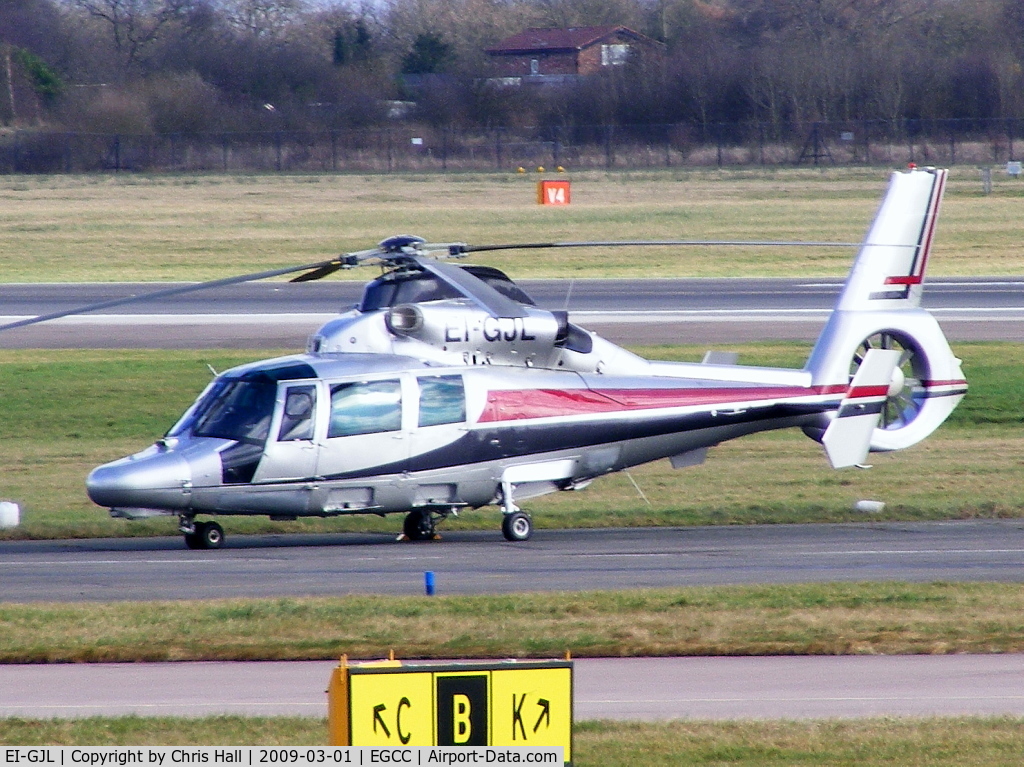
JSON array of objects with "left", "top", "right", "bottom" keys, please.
[{"left": 436, "top": 675, "right": 488, "bottom": 746}]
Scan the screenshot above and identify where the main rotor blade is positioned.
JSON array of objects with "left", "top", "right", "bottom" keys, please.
[
  {"left": 457, "top": 239, "right": 860, "bottom": 254},
  {"left": 290, "top": 262, "right": 344, "bottom": 283},
  {"left": 0, "top": 258, "right": 343, "bottom": 333},
  {"left": 414, "top": 256, "right": 528, "bottom": 318}
]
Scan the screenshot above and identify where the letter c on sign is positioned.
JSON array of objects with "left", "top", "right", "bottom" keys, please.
[{"left": 397, "top": 697, "right": 411, "bottom": 745}]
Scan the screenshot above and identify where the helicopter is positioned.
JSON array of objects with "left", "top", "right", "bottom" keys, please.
[{"left": 2, "top": 166, "right": 966, "bottom": 549}]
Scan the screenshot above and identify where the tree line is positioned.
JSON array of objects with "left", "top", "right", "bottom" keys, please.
[{"left": 2, "top": 0, "right": 1023, "bottom": 137}]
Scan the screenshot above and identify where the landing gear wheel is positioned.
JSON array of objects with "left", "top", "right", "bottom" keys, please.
[
  {"left": 403, "top": 510, "right": 436, "bottom": 541},
  {"left": 501, "top": 511, "right": 533, "bottom": 542},
  {"left": 184, "top": 521, "right": 224, "bottom": 550},
  {"left": 199, "top": 521, "right": 224, "bottom": 549}
]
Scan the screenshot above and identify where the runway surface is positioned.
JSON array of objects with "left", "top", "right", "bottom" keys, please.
[
  {"left": 3, "top": 277, "right": 1024, "bottom": 347},
  {"left": 2, "top": 521, "right": 1023, "bottom": 602},
  {"left": 4, "top": 656, "right": 1024, "bottom": 721}
]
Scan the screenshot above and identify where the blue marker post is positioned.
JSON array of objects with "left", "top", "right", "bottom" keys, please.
[{"left": 424, "top": 571, "right": 436, "bottom": 596}]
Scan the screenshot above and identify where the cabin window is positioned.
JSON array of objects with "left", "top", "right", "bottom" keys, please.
[
  {"left": 418, "top": 375, "right": 466, "bottom": 427},
  {"left": 278, "top": 384, "right": 317, "bottom": 441},
  {"left": 329, "top": 379, "right": 402, "bottom": 438}
]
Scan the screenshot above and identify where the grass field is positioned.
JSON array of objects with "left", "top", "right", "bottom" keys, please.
[
  {"left": 1, "top": 167, "right": 1023, "bottom": 282},
  {"left": 4, "top": 716, "right": 1024, "bottom": 765},
  {"left": 1, "top": 342, "right": 1022, "bottom": 540}
]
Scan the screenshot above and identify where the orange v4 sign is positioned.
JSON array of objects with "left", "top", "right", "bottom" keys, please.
[{"left": 537, "top": 180, "right": 571, "bottom": 205}]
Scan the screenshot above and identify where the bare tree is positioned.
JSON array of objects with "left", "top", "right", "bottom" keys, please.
[
  {"left": 69, "top": 0, "right": 195, "bottom": 75},
  {"left": 221, "top": 0, "right": 306, "bottom": 39}
]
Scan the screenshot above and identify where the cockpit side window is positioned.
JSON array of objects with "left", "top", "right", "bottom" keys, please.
[
  {"left": 192, "top": 379, "right": 277, "bottom": 445},
  {"left": 417, "top": 375, "right": 465, "bottom": 427},
  {"left": 329, "top": 379, "right": 402, "bottom": 438},
  {"left": 278, "top": 384, "right": 317, "bottom": 441}
]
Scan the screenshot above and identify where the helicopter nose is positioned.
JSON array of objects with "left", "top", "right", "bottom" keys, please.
[{"left": 87, "top": 448, "right": 193, "bottom": 511}]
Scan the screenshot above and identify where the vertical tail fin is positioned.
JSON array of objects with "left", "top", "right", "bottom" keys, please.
[
  {"left": 835, "top": 167, "right": 946, "bottom": 311},
  {"left": 805, "top": 167, "right": 966, "bottom": 455}
]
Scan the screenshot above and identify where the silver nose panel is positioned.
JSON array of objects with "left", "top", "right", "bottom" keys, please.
[{"left": 87, "top": 446, "right": 193, "bottom": 510}]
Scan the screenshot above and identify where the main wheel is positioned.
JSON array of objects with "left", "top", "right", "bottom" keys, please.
[
  {"left": 199, "top": 521, "right": 224, "bottom": 549},
  {"left": 185, "top": 521, "right": 224, "bottom": 550},
  {"left": 501, "top": 511, "right": 532, "bottom": 542},
  {"left": 403, "top": 510, "right": 436, "bottom": 541}
]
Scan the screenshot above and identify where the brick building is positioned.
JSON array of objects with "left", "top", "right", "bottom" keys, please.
[{"left": 485, "top": 26, "right": 661, "bottom": 81}]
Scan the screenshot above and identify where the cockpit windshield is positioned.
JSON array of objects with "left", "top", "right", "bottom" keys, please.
[{"left": 172, "top": 378, "right": 278, "bottom": 445}]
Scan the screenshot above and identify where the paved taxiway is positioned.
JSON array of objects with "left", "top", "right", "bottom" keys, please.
[
  {"left": 5, "top": 656, "right": 1024, "bottom": 721},
  {"left": 2, "top": 522, "right": 1023, "bottom": 602}
]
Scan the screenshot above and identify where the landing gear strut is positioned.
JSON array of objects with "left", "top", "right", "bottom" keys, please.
[
  {"left": 499, "top": 477, "right": 533, "bottom": 541},
  {"left": 181, "top": 516, "right": 224, "bottom": 549}
]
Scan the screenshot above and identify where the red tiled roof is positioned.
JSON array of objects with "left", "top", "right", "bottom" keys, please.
[{"left": 486, "top": 25, "right": 642, "bottom": 55}]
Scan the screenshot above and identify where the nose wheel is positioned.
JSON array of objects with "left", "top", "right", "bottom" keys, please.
[
  {"left": 182, "top": 519, "right": 225, "bottom": 549},
  {"left": 402, "top": 509, "right": 439, "bottom": 541}
]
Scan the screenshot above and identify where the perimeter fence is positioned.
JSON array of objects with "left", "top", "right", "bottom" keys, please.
[{"left": 1, "top": 118, "right": 1022, "bottom": 174}]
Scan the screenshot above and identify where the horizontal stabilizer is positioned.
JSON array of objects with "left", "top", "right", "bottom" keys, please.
[{"left": 821, "top": 348, "right": 902, "bottom": 469}]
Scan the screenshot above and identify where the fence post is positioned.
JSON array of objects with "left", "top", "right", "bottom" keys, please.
[
  {"left": 495, "top": 128, "right": 503, "bottom": 170},
  {"left": 604, "top": 124, "right": 613, "bottom": 169}
]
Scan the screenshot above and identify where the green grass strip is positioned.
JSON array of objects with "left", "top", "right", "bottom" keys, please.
[{"left": 3, "top": 583, "right": 1024, "bottom": 663}]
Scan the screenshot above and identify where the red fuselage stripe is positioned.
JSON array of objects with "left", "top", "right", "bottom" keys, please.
[
  {"left": 477, "top": 376, "right": 967, "bottom": 425},
  {"left": 478, "top": 385, "right": 847, "bottom": 423}
]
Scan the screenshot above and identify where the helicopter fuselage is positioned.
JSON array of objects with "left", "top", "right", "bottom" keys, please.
[{"left": 87, "top": 349, "right": 832, "bottom": 524}]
